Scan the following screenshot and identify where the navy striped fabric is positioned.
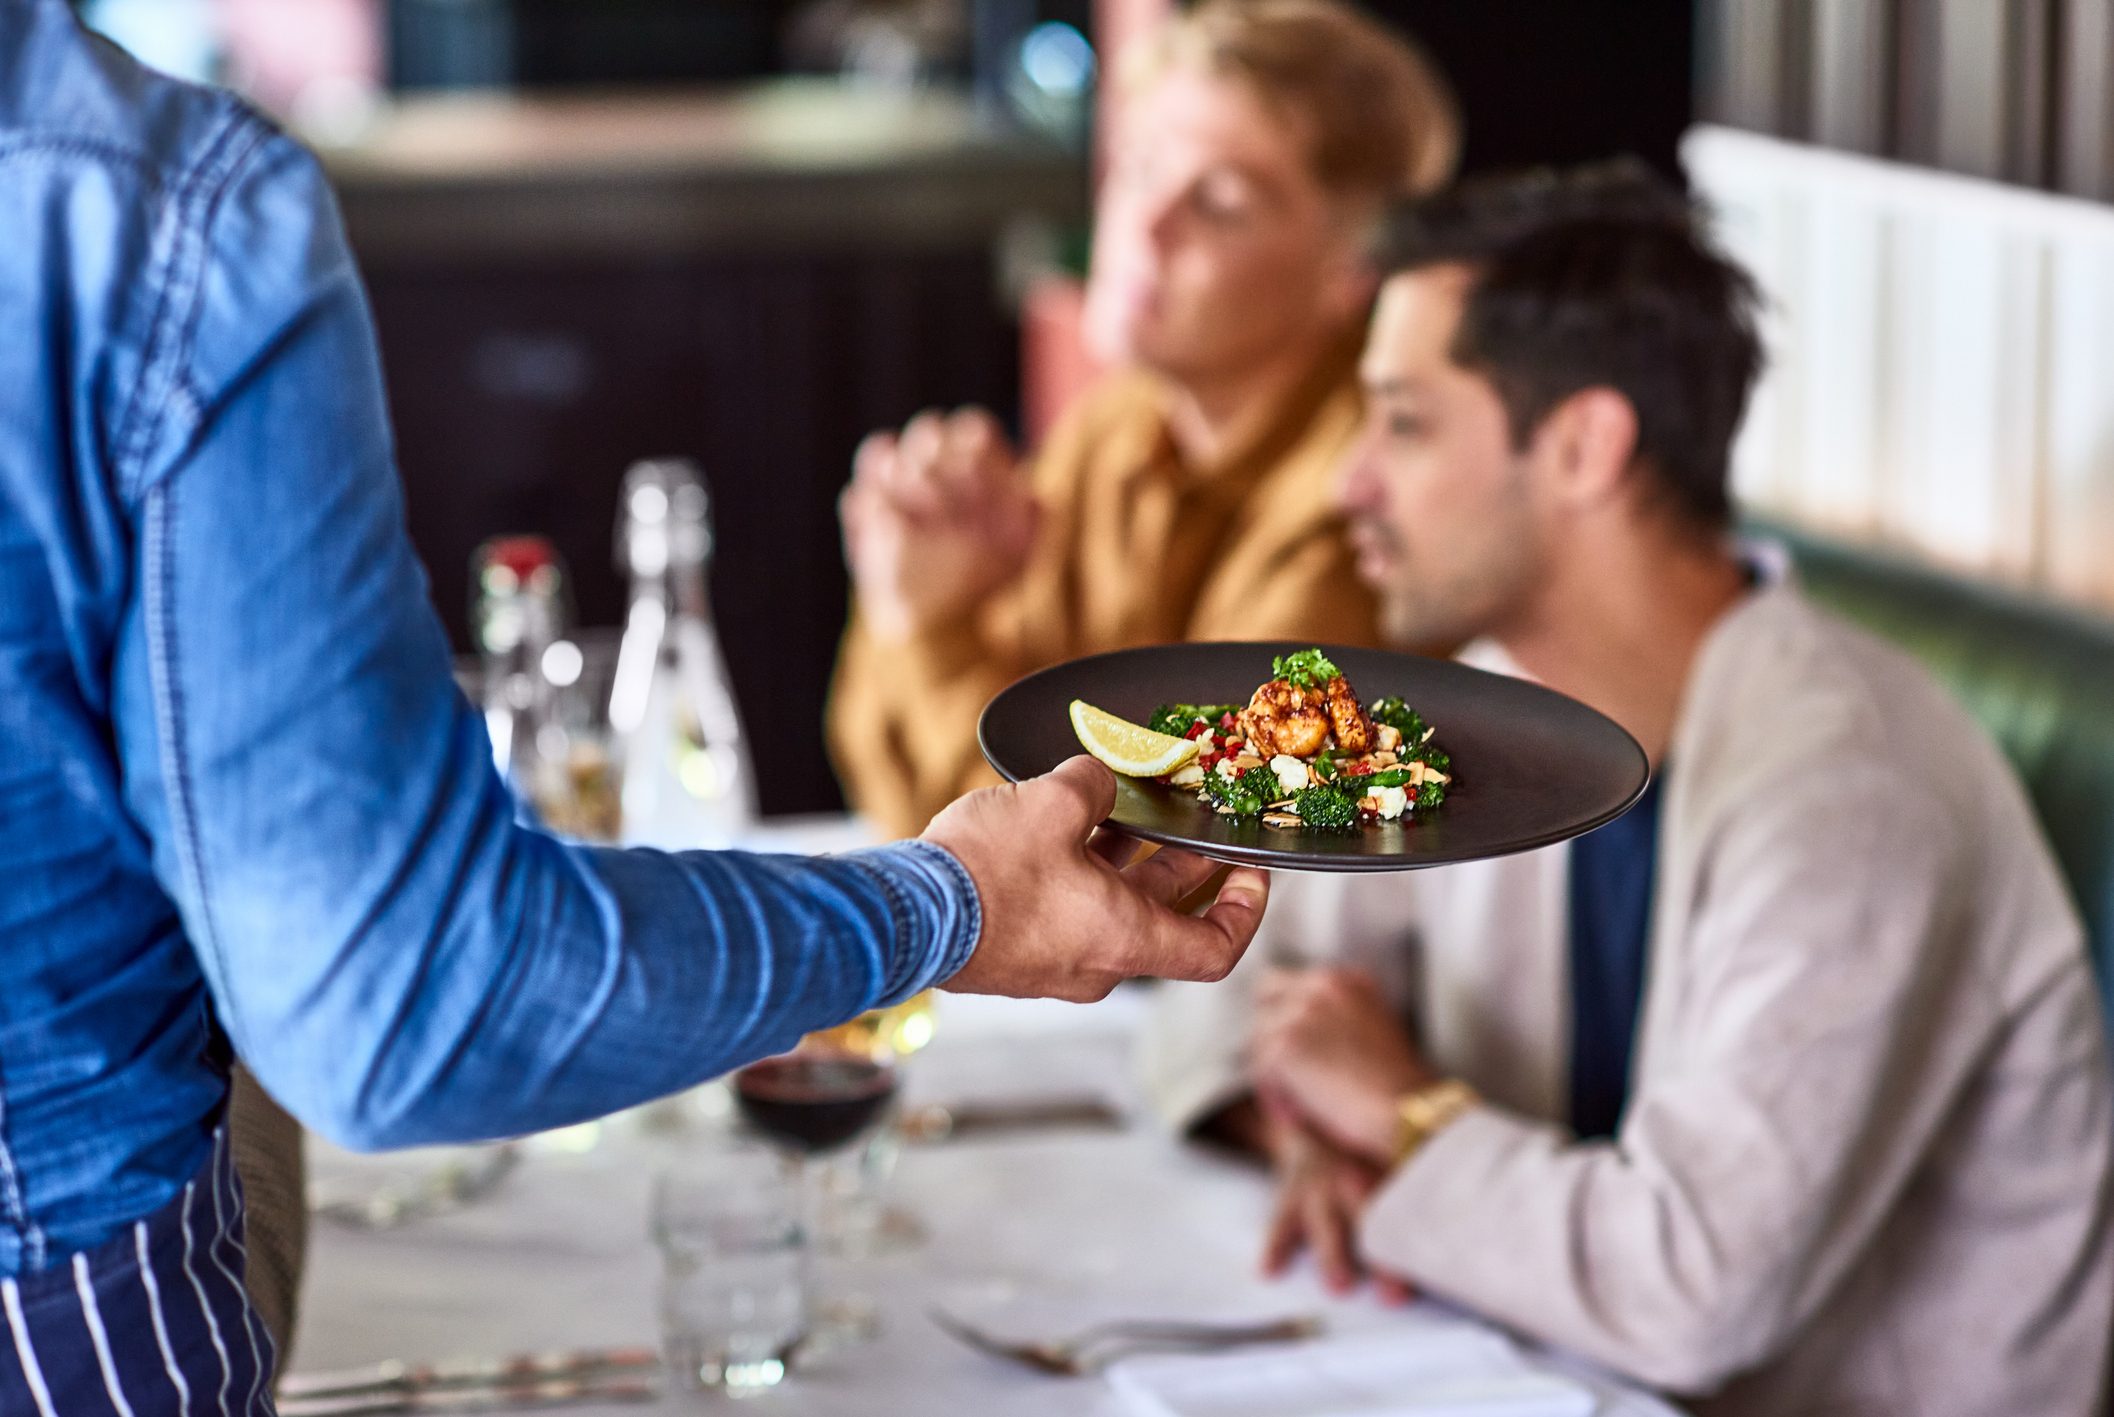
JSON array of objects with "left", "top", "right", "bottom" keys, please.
[{"left": 1, "top": 1129, "right": 278, "bottom": 1415}]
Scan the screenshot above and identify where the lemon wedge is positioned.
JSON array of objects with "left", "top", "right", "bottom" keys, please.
[{"left": 1069, "top": 700, "right": 1202, "bottom": 777}]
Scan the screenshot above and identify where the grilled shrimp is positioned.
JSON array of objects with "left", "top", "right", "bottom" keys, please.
[
  {"left": 1238, "top": 679, "right": 1331, "bottom": 758},
  {"left": 1322, "top": 675, "right": 1373, "bottom": 753}
]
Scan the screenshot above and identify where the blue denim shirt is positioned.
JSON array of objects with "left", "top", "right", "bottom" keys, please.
[{"left": 0, "top": 0, "right": 979, "bottom": 1275}]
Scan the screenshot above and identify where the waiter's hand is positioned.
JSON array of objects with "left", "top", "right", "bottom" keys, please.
[
  {"left": 926, "top": 757, "right": 1269, "bottom": 1002},
  {"left": 1251, "top": 968, "right": 1434, "bottom": 1166},
  {"left": 841, "top": 406, "right": 1037, "bottom": 642}
]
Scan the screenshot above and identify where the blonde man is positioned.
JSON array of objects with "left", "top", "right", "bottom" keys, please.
[{"left": 830, "top": 0, "right": 1459, "bottom": 838}]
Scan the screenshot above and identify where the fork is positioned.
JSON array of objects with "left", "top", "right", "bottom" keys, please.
[{"left": 928, "top": 1308, "right": 1322, "bottom": 1376}]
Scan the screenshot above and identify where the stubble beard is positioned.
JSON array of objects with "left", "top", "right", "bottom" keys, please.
[{"left": 1366, "top": 513, "right": 1542, "bottom": 654}]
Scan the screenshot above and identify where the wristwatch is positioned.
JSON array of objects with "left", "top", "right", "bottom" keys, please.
[{"left": 1391, "top": 1078, "right": 1480, "bottom": 1167}]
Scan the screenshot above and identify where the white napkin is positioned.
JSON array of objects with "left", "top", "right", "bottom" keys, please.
[{"left": 1107, "top": 1323, "right": 1599, "bottom": 1417}]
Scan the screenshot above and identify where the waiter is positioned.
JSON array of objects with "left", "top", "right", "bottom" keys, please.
[{"left": 0, "top": 2, "right": 1266, "bottom": 1406}]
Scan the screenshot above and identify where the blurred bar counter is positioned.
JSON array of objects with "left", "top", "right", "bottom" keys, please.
[
  {"left": 320, "top": 79, "right": 1085, "bottom": 261},
  {"left": 316, "top": 82, "right": 1087, "bottom": 819}
]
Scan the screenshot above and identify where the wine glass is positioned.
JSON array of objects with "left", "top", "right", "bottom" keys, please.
[
  {"left": 795, "top": 992, "right": 935, "bottom": 1255},
  {"left": 731, "top": 1040, "right": 900, "bottom": 1346}
]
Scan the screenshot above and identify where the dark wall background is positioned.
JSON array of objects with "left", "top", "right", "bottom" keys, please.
[
  {"left": 369, "top": 250, "right": 1021, "bottom": 819},
  {"left": 1359, "top": 0, "right": 1696, "bottom": 184}
]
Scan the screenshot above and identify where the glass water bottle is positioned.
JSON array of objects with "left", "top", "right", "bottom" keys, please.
[{"left": 610, "top": 459, "right": 756, "bottom": 849}]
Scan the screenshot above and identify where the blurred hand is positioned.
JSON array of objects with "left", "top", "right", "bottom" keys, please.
[
  {"left": 1259, "top": 1090, "right": 1413, "bottom": 1301},
  {"left": 841, "top": 406, "right": 1037, "bottom": 642},
  {"left": 924, "top": 756, "right": 1268, "bottom": 1002},
  {"left": 1251, "top": 968, "right": 1435, "bottom": 1166}
]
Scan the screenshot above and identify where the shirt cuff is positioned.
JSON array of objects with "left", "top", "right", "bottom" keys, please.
[{"left": 839, "top": 840, "right": 983, "bottom": 1005}]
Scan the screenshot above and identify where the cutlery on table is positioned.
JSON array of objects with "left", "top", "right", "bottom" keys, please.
[
  {"left": 278, "top": 1347, "right": 659, "bottom": 1416},
  {"left": 308, "top": 1142, "right": 521, "bottom": 1229},
  {"left": 902, "top": 1097, "right": 1129, "bottom": 1142},
  {"left": 928, "top": 1308, "right": 1323, "bottom": 1376}
]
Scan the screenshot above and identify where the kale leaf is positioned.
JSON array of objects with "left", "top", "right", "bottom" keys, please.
[
  {"left": 1148, "top": 703, "right": 1238, "bottom": 738},
  {"left": 1368, "top": 695, "right": 1428, "bottom": 743}
]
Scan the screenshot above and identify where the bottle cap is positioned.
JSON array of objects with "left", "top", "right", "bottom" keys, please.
[{"left": 472, "top": 535, "right": 567, "bottom": 655}]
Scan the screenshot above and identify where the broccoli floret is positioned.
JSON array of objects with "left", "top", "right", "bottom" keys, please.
[
  {"left": 1201, "top": 765, "right": 1269, "bottom": 818},
  {"left": 1290, "top": 782, "right": 1360, "bottom": 830},
  {"left": 1270, "top": 648, "right": 1340, "bottom": 689},
  {"left": 1148, "top": 703, "right": 1238, "bottom": 738},
  {"left": 1417, "top": 778, "right": 1448, "bottom": 809}
]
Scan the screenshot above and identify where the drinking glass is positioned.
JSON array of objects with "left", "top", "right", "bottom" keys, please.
[
  {"left": 651, "top": 1144, "right": 808, "bottom": 1397},
  {"left": 521, "top": 628, "right": 622, "bottom": 845}
]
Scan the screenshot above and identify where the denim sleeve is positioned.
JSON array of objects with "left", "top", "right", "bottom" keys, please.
[{"left": 109, "top": 118, "right": 981, "bottom": 1150}]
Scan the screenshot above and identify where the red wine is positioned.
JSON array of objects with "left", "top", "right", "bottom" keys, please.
[{"left": 734, "top": 1054, "right": 898, "bottom": 1154}]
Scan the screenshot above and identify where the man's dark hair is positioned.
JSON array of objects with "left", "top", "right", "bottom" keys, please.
[{"left": 1379, "top": 159, "right": 1765, "bottom": 529}]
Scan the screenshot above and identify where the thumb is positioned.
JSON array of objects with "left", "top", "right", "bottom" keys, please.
[{"left": 1019, "top": 755, "right": 1118, "bottom": 842}]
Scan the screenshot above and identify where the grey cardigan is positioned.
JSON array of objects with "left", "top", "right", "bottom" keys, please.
[{"left": 1143, "top": 581, "right": 2114, "bottom": 1415}]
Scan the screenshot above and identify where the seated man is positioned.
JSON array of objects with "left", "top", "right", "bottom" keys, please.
[
  {"left": 830, "top": 0, "right": 1458, "bottom": 837},
  {"left": 1144, "top": 164, "right": 2114, "bottom": 1414}
]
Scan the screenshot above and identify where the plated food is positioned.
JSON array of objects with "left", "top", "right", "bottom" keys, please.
[
  {"left": 1071, "top": 647, "right": 1451, "bottom": 831},
  {"left": 985, "top": 641, "right": 1643, "bottom": 873}
]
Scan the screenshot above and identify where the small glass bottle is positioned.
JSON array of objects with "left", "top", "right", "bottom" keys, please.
[
  {"left": 472, "top": 534, "right": 568, "bottom": 799},
  {"left": 609, "top": 459, "right": 757, "bottom": 850}
]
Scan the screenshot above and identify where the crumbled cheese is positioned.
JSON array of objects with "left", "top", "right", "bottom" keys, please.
[
  {"left": 1168, "top": 761, "right": 1206, "bottom": 788},
  {"left": 1214, "top": 758, "right": 1239, "bottom": 780},
  {"left": 1364, "top": 785, "right": 1409, "bottom": 820},
  {"left": 1269, "top": 754, "right": 1311, "bottom": 795}
]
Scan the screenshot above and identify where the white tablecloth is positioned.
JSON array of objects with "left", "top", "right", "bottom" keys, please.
[{"left": 293, "top": 987, "right": 1682, "bottom": 1417}]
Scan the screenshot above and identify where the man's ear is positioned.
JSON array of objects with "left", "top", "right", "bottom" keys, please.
[{"left": 1532, "top": 387, "right": 1640, "bottom": 512}]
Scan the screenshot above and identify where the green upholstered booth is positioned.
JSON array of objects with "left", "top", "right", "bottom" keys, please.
[{"left": 1761, "top": 522, "right": 2114, "bottom": 1033}]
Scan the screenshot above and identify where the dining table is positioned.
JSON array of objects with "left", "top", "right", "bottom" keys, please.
[{"left": 289, "top": 819, "right": 1686, "bottom": 1417}]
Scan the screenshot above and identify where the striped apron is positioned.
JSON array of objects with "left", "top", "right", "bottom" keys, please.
[{"left": 0, "top": 1128, "right": 278, "bottom": 1415}]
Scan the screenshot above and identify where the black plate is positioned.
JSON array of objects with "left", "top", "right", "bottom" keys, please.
[{"left": 978, "top": 642, "right": 1648, "bottom": 872}]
